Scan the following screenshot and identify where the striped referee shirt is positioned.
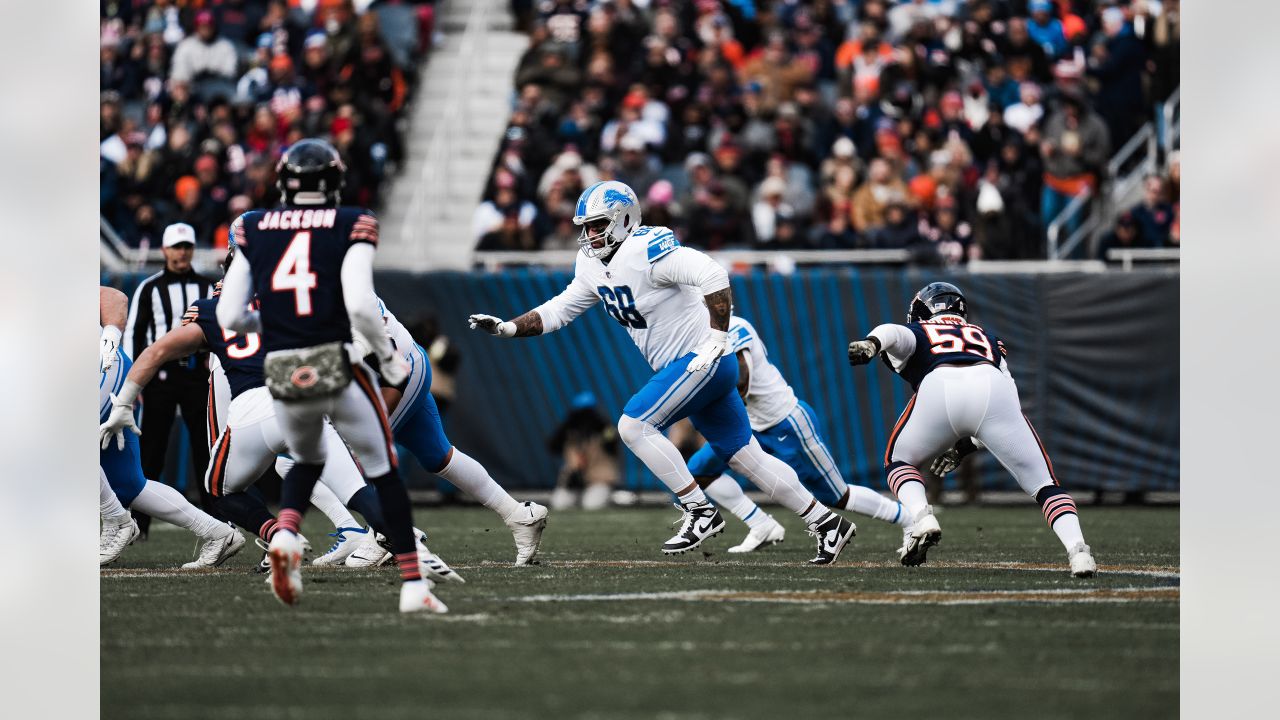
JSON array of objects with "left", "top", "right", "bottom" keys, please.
[{"left": 125, "top": 268, "right": 215, "bottom": 371}]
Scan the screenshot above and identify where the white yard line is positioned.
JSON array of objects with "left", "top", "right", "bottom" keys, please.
[{"left": 512, "top": 587, "right": 1179, "bottom": 606}]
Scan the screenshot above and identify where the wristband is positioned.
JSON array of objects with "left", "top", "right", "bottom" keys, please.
[
  {"left": 115, "top": 379, "right": 142, "bottom": 407},
  {"left": 101, "top": 326, "right": 123, "bottom": 344}
]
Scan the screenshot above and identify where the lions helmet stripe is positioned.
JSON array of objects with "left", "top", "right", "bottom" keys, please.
[{"left": 575, "top": 181, "right": 607, "bottom": 219}]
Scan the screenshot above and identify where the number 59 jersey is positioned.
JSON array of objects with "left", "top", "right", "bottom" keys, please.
[
  {"left": 231, "top": 206, "right": 378, "bottom": 353},
  {"left": 881, "top": 318, "right": 1007, "bottom": 391}
]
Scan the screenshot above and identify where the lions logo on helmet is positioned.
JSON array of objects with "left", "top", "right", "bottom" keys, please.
[
  {"left": 573, "top": 181, "right": 642, "bottom": 257},
  {"left": 908, "top": 282, "right": 968, "bottom": 323}
]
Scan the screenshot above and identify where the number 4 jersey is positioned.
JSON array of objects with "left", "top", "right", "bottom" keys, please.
[
  {"left": 231, "top": 206, "right": 378, "bottom": 353},
  {"left": 871, "top": 316, "right": 1009, "bottom": 391}
]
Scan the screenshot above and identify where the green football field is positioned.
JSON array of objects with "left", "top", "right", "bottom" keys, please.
[{"left": 101, "top": 505, "right": 1178, "bottom": 719}]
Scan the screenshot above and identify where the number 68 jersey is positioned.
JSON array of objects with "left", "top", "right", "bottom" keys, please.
[
  {"left": 231, "top": 206, "right": 378, "bottom": 353},
  {"left": 876, "top": 316, "right": 1009, "bottom": 391}
]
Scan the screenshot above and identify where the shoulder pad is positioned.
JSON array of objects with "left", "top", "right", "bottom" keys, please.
[
  {"left": 639, "top": 226, "right": 679, "bottom": 263},
  {"left": 729, "top": 323, "right": 753, "bottom": 351}
]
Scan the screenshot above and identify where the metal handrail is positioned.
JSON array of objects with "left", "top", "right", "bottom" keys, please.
[
  {"left": 1107, "top": 122, "right": 1157, "bottom": 179},
  {"left": 400, "top": 0, "right": 490, "bottom": 252},
  {"left": 1161, "top": 87, "right": 1180, "bottom": 154},
  {"left": 472, "top": 248, "right": 912, "bottom": 271},
  {"left": 1106, "top": 247, "right": 1180, "bottom": 272},
  {"left": 1046, "top": 185, "right": 1093, "bottom": 260}
]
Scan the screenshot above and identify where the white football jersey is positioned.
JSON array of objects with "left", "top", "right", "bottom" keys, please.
[
  {"left": 534, "top": 226, "right": 730, "bottom": 371},
  {"left": 727, "top": 316, "right": 799, "bottom": 431}
]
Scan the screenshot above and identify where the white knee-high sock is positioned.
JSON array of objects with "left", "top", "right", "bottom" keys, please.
[
  {"left": 437, "top": 449, "right": 521, "bottom": 519},
  {"left": 1051, "top": 514, "right": 1086, "bottom": 552},
  {"left": 310, "top": 482, "right": 360, "bottom": 530},
  {"left": 130, "top": 481, "right": 231, "bottom": 540},
  {"left": 844, "top": 486, "right": 907, "bottom": 525},
  {"left": 704, "top": 474, "right": 772, "bottom": 529},
  {"left": 728, "top": 437, "right": 826, "bottom": 522},
  {"left": 100, "top": 471, "right": 131, "bottom": 525},
  {"left": 618, "top": 416, "right": 707, "bottom": 505}
]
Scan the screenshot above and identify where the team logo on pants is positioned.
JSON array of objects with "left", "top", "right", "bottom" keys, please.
[{"left": 291, "top": 366, "right": 318, "bottom": 389}]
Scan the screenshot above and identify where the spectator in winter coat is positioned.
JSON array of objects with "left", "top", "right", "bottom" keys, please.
[
  {"left": 1039, "top": 90, "right": 1110, "bottom": 248},
  {"left": 851, "top": 158, "right": 909, "bottom": 233},
  {"left": 1088, "top": 7, "right": 1148, "bottom": 149},
  {"left": 170, "top": 12, "right": 239, "bottom": 85},
  {"left": 1026, "top": 0, "right": 1068, "bottom": 59},
  {"left": 1129, "top": 174, "right": 1175, "bottom": 247}
]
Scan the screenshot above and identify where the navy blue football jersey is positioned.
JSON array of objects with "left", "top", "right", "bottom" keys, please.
[
  {"left": 884, "top": 319, "right": 1007, "bottom": 390},
  {"left": 182, "top": 297, "right": 265, "bottom": 399},
  {"left": 231, "top": 205, "right": 378, "bottom": 353}
]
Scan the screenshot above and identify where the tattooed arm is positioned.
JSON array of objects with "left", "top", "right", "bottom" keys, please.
[
  {"left": 704, "top": 287, "right": 732, "bottom": 332},
  {"left": 469, "top": 276, "right": 594, "bottom": 338}
]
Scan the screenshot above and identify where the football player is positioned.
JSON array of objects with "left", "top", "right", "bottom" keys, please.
[
  {"left": 331, "top": 297, "right": 549, "bottom": 566},
  {"left": 687, "top": 314, "right": 910, "bottom": 553},
  {"left": 469, "top": 181, "right": 857, "bottom": 564},
  {"left": 215, "top": 139, "right": 445, "bottom": 612},
  {"left": 847, "top": 282, "right": 1097, "bottom": 577},
  {"left": 99, "top": 287, "right": 246, "bottom": 568}
]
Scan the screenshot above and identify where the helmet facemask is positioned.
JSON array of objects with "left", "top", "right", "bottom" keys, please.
[{"left": 577, "top": 213, "right": 626, "bottom": 258}]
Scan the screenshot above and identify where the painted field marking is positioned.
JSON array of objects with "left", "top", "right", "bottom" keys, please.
[{"left": 513, "top": 587, "right": 1180, "bottom": 606}]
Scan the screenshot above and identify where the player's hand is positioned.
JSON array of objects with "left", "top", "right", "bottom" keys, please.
[
  {"left": 99, "top": 397, "right": 141, "bottom": 451},
  {"left": 468, "top": 314, "right": 516, "bottom": 338},
  {"left": 847, "top": 338, "right": 880, "bottom": 366},
  {"left": 100, "top": 327, "right": 122, "bottom": 373},
  {"left": 687, "top": 330, "right": 730, "bottom": 373},
  {"left": 378, "top": 352, "right": 411, "bottom": 390},
  {"left": 931, "top": 449, "right": 962, "bottom": 476}
]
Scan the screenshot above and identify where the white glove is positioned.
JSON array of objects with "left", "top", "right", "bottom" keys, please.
[
  {"left": 847, "top": 337, "right": 881, "bottom": 366},
  {"left": 468, "top": 314, "right": 516, "bottom": 338},
  {"left": 100, "top": 326, "right": 122, "bottom": 373},
  {"left": 687, "top": 329, "right": 730, "bottom": 373},
  {"left": 378, "top": 352, "right": 411, "bottom": 389},
  {"left": 930, "top": 449, "right": 962, "bottom": 476},
  {"left": 99, "top": 396, "right": 141, "bottom": 451}
]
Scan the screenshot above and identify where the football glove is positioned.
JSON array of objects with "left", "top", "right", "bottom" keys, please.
[
  {"left": 99, "top": 396, "right": 141, "bottom": 451},
  {"left": 100, "top": 326, "right": 122, "bottom": 373},
  {"left": 930, "top": 438, "right": 979, "bottom": 476},
  {"left": 377, "top": 352, "right": 411, "bottom": 390},
  {"left": 847, "top": 336, "right": 882, "bottom": 366},
  {"left": 687, "top": 329, "right": 730, "bottom": 373},
  {"left": 468, "top": 314, "right": 516, "bottom": 338}
]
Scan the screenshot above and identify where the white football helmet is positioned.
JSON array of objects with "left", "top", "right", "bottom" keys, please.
[{"left": 572, "top": 180, "right": 642, "bottom": 257}]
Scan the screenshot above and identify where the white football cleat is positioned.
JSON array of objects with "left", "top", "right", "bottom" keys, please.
[
  {"left": 267, "top": 531, "right": 304, "bottom": 606},
  {"left": 504, "top": 501, "right": 549, "bottom": 566},
  {"left": 1069, "top": 542, "right": 1097, "bottom": 578},
  {"left": 899, "top": 508, "right": 942, "bottom": 567},
  {"left": 414, "top": 528, "right": 465, "bottom": 584},
  {"left": 344, "top": 528, "right": 392, "bottom": 568},
  {"left": 100, "top": 517, "right": 141, "bottom": 567},
  {"left": 312, "top": 526, "right": 368, "bottom": 566},
  {"left": 399, "top": 579, "right": 449, "bottom": 614},
  {"left": 661, "top": 501, "right": 725, "bottom": 554},
  {"left": 182, "top": 525, "right": 246, "bottom": 569},
  {"left": 727, "top": 518, "right": 786, "bottom": 553}
]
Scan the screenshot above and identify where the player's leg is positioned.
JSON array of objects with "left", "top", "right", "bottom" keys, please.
[
  {"left": 690, "top": 442, "right": 784, "bottom": 552},
  {"left": 176, "top": 381, "right": 220, "bottom": 517},
  {"left": 267, "top": 395, "right": 332, "bottom": 605},
  {"left": 690, "top": 387, "right": 856, "bottom": 565},
  {"left": 134, "top": 378, "right": 178, "bottom": 537},
  {"left": 395, "top": 377, "right": 547, "bottom": 566},
  {"left": 786, "top": 401, "right": 907, "bottom": 526},
  {"left": 973, "top": 367, "right": 1095, "bottom": 576},
  {"left": 883, "top": 374, "right": 966, "bottom": 566},
  {"left": 99, "top": 467, "right": 139, "bottom": 566},
  {"left": 205, "top": 420, "right": 278, "bottom": 544},
  {"left": 102, "top": 429, "right": 243, "bottom": 568},
  {"left": 619, "top": 354, "right": 734, "bottom": 552},
  {"left": 329, "top": 365, "right": 446, "bottom": 612}
]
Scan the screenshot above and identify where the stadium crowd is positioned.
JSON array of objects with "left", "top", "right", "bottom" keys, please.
[
  {"left": 482, "top": 0, "right": 1179, "bottom": 263},
  {"left": 99, "top": 0, "right": 438, "bottom": 250}
]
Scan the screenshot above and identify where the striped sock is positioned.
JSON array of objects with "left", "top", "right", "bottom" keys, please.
[
  {"left": 258, "top": 518, "right": 278, "bottom": 541},
  {"left": 885, "top": 461, "right": 929, "bottom": 521},
  {"left": 1036, "top": 486, "right": 1085, "bottom": 552},
  {"left": 396, "top": 552, "right": 422, "bottom": 582},
  {"left": 276, "top": 508, "right": 303, "bottom": 536}
]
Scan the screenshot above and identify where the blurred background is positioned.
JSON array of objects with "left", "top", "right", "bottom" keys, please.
[{"left": 99, "top": 0, "right": 1178, "bottom": 508}]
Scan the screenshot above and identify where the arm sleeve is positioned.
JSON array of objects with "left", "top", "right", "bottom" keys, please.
[
  {"left": 532, "top": 275, "right": 599, "bottom": 334},
  {"left": 649, "top": 246, "right": 730, "bottom": 295},
  {"left": 341, "top": 243, "right": 394, "bottom": 361},
  {"left": 125, "top": 280, "right": 152, "bottom": 359},
  {"left": 868, "top": 324, "right": 917, "bottom": 365},
  {"left": 215, "top": 252, "right": 260, "bottom": 334}
]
